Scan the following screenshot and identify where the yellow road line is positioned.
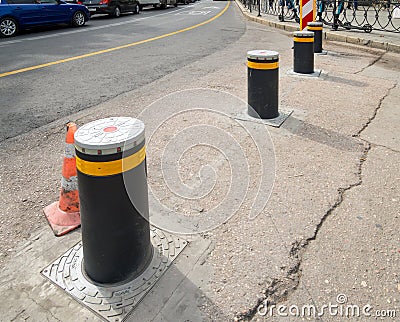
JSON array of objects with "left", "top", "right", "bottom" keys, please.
[{"left": 0, "top": 2, "right": 230, "bottom": 78}]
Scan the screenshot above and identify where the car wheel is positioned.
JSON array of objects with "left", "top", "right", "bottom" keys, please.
[
  {"left": 0, "top": 17, "right": 18, "bottom": 37},
  {"left": 113, "top": 6, "right": 121, "bottom": 17},
  {"left": 71, "top": 11, "right": 86, "bottom": 27},
  {"left": 133, "top": 3, "right": 140, "bottom": 14}
]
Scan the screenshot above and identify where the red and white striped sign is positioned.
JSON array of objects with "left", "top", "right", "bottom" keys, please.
[{"left": 300, "top": 0, "right": 316, "bottom": 30}]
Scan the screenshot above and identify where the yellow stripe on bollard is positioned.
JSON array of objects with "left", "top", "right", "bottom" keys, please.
[
  {"left": 247, "top": 61, "right": 279, "bottom": 70},
  {"left": 294, "top": 37, "right": 314, "bottom": 42},
  {"left": 76, "top": 146, "right": 146, "bottom": 176},
  {"left": 307, "top": 26, "right": 323, "bottom": 31}
]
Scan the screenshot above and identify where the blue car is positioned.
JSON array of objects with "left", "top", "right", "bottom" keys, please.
[{"left": 0, "top": 0, "right": 90, "bottom": 37}]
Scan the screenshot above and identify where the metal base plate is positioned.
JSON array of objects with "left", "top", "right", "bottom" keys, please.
[
  {"left": 41, "top": 227, "right": 187, "bottom": 322},
  {"left": 315, "top": 50, "right": 328, "bottom": 56},
  {"left": 287, "top": 69, "right": 322, "bottom": 77},
  {"left": 233, "top": 109, "right": 293, "bottom": 127}
]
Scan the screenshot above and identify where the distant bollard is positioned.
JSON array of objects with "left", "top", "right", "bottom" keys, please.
[
  {"left": 293, "top": 30, "right": 314, "bottom": 74},
  {"left": 74, "top": 117, "right": 153, "bottom": 284},
  {"left": 307, "top": 21, "right": 323, "bottom": 53},
  {"left": 247, "top": 50, "right": 280, "bottom": 119}
]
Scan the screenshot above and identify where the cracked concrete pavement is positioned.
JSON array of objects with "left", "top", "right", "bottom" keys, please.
[{"left": 0, "top": 4, "right": 399, "bottom": 322}]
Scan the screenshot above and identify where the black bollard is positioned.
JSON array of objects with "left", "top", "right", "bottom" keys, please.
[
  {"left": 74, "top": 117, "right": 153, "bottom": 284},
  {"left": 307, "top": 21, "right": 323, "bottom": 53},
  {"left": 293, "top": 30, "right": 314, "bottom": 74},
  {"left": 247, "top": 50, "right": 280, "bottom": 119}
]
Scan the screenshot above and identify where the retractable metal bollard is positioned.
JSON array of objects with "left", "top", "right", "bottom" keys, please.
[
  {"left": 307, "top": 21, "right": 323, "bottom": 53},
  {"left": 74, "top": 117, "right": 153, "bottom": 284},
  {"left": 293, "top": 30, "right": 314, "bottom": 74},
  {"left": 247, "top": 50, "right": 280, "bottom": 119}
]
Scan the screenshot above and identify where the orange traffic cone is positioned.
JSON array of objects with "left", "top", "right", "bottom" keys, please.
[{"left": 43, "top": 122, "right": 80, "bottom": 236}]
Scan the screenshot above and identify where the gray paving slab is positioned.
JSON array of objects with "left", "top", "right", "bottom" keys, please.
[
  {"left": 360, "top": 52, "right": 400, "bottom": 151},
  {"left": 259, "top": 145, "right": 399, "bottom": 321},
  {"left": 128, "top": 236, "right": 216, "bottom": 322},
  {"left": 362, "top": 83, "right": 400, "bottom": 151}
]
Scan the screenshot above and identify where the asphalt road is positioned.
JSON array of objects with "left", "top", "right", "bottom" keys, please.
[{"left": 0, "top": 0, "right": 245, "bottom": 142}]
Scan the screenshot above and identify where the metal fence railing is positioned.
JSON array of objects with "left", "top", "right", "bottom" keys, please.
[{"left": 241, "top": 0, "right": 400, "bottom": 32}]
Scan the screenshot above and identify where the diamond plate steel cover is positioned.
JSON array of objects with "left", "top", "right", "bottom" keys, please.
[{"left": 41, "top": 227, "right": 187, "bottom": 322}]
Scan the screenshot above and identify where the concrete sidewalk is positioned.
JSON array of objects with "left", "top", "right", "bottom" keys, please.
[
  {"left": 235, "top": 0, "right": 400, "bottom": 53},
  {"left": 0, "top": 2, "right": 399, "bottom": 321}
]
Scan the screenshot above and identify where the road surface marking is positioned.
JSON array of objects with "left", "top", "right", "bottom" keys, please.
[
  {"left": 0, "top": 1, "right": 229, "bottom": 78},
  {"left": 176, "top": 10, "right": 211, "bottom": 15}
]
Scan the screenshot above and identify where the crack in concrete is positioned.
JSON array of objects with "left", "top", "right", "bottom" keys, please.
[
  {"left": 233, "top": 143, "right": 370, "bottom": 322},
  {"left": 355, "top": 51, "right": 385, "bottom": 75},
  {"left": 233, "top": 57, "right": 394, "bottom": 322},
  {"left": 10, "top": 309, "right": 27, "bottom": 321},
  {"left": 27, "top": 292, "right": 62, "bottom": 322},
  {"left": 353, "top": 83, "right": 397, "bottom": 137},
  {"left": 368, "top": 142, "right": 400, "bottom": 154}
]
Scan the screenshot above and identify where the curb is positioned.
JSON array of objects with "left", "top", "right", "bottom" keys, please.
[{"left": 234, "top": 0, "right": 400, "bottom": 54}]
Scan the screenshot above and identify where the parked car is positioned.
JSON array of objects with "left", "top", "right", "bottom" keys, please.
[
  {"left": 137, "top": 0, "right": 176, "bottom": 10},
  {"left": 82, "top": 0, "right": 140, "bottom": 17},
  {"left": 0, "top": 0, "right": 90, "bottom": 37}
]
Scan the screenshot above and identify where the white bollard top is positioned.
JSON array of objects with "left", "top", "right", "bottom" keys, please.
[
  {"left": 307, "top": 21, "right": 323, "bottom": 27},
  {"left": 294, "top": 30, "right": 314, "bottom": 37},
  {"left": 247, "top": 50, "right": 279, "bottom": 61},
  {"left": 74, "top": 117, "right": 145, "bottom": 155}
]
